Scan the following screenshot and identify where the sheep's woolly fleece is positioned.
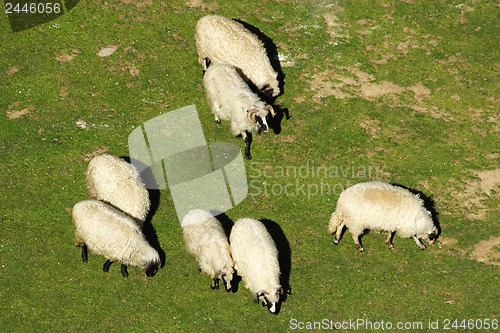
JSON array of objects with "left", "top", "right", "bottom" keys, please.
[
  {"left": 230, "top": 218, "right": 281, "bottom": 308},
  {"left": 73, "top": 200, "right": 159, "bottom": 269},
  {"left": 86, "top": 154, "right": 150, "bottom": 223},
  {"left": 196, "top": 14, "right": 280, "bottom": 97},
  {"left": 329, "top": 181, "right": 437, "bottom": 249},
  {"left": 181, "top": 209, "right": 234, "bottom": 290},
  {"left": 203, "top": 64, "right": 271, "bottom": 137}
]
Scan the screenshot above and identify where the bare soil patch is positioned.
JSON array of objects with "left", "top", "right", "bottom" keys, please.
[
  {"left": 185, "top": 0, "right": 217, "bottom": 10},
  {"left": 470, "top": 236, "right": 500, "bottom": 266},
  {"left": 6, "top": 105, "right": 34, "bottom": 120},
  {"left": 309, "top": 67, "right": 431, "bottom": 105},
  {"left": 83, "top": 146, "right": 109, "bottom": 162},
  {"left": 56, "top": 50, "right": 79, "bottom": 62},
  {"left": 6, "top": 66, "right": 19, "bottom": 77}
]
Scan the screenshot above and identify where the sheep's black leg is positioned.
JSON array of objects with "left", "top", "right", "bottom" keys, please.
[
  {"left": 211, "top": 278, "right": 220, "bottom": 290},
  {"left": 386, "top": 232, "right": 395, "bottom": 249},
  {"left": 353, "top": 234, "right": 364, "bottom": 252},
  {"left": 334, "top": 223, "right": 345, "bottom": 245},
  {"left": 222, "top": 276, "right": 232, "bottom": 293},
  {"left": 121, "top": 264, "right": 129, "bottom": 278},
  {"left": 244, "top": 133, "right": 253, "bottom": 160},
  {"left": 81, "top": 244, "right": 88, "bottom": 263},
  {"left": 253, "top": 294, "right": 259, "bottom": 304},
  {"left": 103, "top": 260, "right": 113, "bottom": 272}
]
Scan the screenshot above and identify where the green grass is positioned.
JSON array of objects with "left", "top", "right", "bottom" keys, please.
[{"left": 1, "top": 0, "right": 499, "bottom": 332}]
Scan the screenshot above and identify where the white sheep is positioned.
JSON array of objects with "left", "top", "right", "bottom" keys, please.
[
  {"left": 181, "top": 209, "right": 234, "bottom": 292},
  {"left": 328, "top": 181, "right": 438, "bottom": 252},
  {"left": 195, "top": 14, "right": 280, "bottom": 98},
  {"left": 72, "top": 200, "right": 160, "bottom": 277},
  {"left": 203, "top": 63, "right": 276, "bottom": 160},
  {"left": 230, "top": 217, "right": 282, "bottom": 314},
  {"left": 86, "top": 154, "right": 150, "bottom": 225}
]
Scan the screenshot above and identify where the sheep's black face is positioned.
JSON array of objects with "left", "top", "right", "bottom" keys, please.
[
  {"left": 261, "top": 84, "right": 275, "bottom": 100},
  {"left": 427, "top": 231, "right": 438, "bottom": 244},
  {"left": 145, "top": 261, "right": 160, "bottom": 277},
  {"left": 260, "top": 294, "right": 280, "bottom": 314},
  {"left": 256, "top": 116, "right": 268, "bottom": 133},
  {"left": 261, "top": 296, "right": 278, "bottom": 314}
]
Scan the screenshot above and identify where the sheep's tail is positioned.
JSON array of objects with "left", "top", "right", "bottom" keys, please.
[{"left": 328, "top": 211, "right": 342, "bottom": 234}]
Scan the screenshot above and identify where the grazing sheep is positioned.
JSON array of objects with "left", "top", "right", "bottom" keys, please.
[
  {"left": 86, "top": 154, "right": 150, "bottom": 225},
  {"left": 230, "top": 217, "right": 282, "bottom": 314},
  {"left": 195, "top": 14, "right": 280, "bottom": 98},
  {"left": 203, "top": 63, "right": 276, "bottom": 160},
  {"left": 328, "top": 181, "right": 438, "bottom": 252},
  {"left": 72, "top": 200, "right": 160, "bottom": 278},
  {"left": 181, "top": 209, "right": 234, "bottom": 292}
]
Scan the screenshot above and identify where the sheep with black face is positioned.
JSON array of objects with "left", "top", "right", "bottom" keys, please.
[
  {"left": 72, "top": 200, "right": 160, "bottom": 278},
  {"left": 203, "top": 64, "right": 275, "bottom": 160},
  {"left": 230, "top": 217, "right": 283, "bottom": 314}
]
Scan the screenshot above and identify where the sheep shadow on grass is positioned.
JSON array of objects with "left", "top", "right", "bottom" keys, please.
[
  {"left": 143, "top": 188, "right": 166, "bottom": 268},
  {"left": 267, "top": 104, "right": 291, "bottom": 135}
]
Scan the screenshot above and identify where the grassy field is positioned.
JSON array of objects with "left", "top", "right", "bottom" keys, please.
[{"left": 1, "top": 0, "right": 499, "bottom": 332}]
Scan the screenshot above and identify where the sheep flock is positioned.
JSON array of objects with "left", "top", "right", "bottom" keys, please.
[{"left": 70, "top": 14, "right": 441, "bottom": 317}]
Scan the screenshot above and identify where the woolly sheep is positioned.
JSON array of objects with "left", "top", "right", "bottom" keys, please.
[
  {"left": 203, "top": 63, "right": 276, "bottom": 160},
  {"left": 195, "top": 14, "right": 280, "bottom": 98},
  {"left": 181, "top": 209, "right": 234, "bottom": 292},
  {"left": 230, "top": 217, "right": 282, "bottom": 314},
  {"left": 72, "top": 200, "right": 160, "bottom": 278},
  {"left": 86, "top": 154, "right": 150, "bottom": 225},
  {"left": 328, "top": 181, "right": 438, "bottom": 252}
]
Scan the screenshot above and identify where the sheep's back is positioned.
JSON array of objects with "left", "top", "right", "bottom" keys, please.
[
  {"left": 203, "top": 64, "right": 264, "bottom": 136},
  {"left": 196, "top": 15, "right": 278, "bottom": 94},
  {"left": 183, "top": 218, "right": 229, "bottom": 257},
  {"left": 182, "top": 210, "right": 232, "bottom": 274},
  {"left": 230, "top": 218, "right": 280, "bottom": 293},
  {"left": 86, "top": 154, "right": 150, "bottom": 223},
  {"left": 72, "top": 200, "right": 148, "bottom": 266},
  {"left": 196, "top": 15, "right": 265, "bottom": 69},
  {"left": 337, "top": 182, "right": 427, "bottom": 235}
]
